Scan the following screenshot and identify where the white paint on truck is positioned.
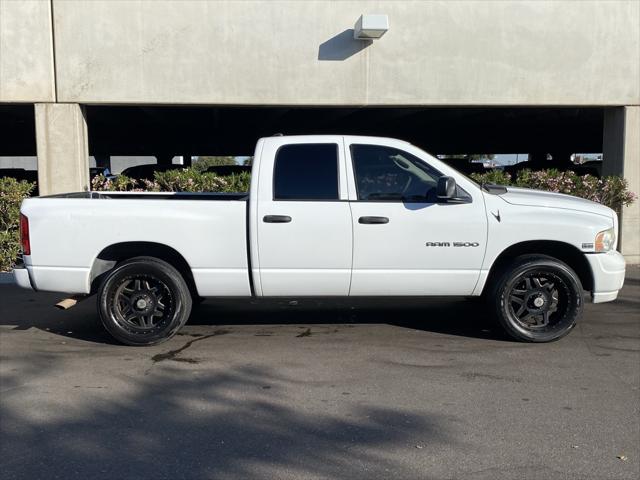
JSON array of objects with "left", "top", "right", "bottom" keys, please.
[{"left": 20, "top": 198, "right": 251, "bottom": 296}]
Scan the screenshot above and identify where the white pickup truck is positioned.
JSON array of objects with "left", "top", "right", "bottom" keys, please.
[{"left": 14, "top": 135, "right": 625, "bottom": 345}]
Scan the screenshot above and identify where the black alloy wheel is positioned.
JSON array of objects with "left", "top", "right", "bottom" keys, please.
[
  {"left": 111, "top": 276, "right": 174, "bottom": 331},
  {"left": 98, "top": 256, "right": 192, "bottom": 346},
  {"left": 490, "top": 255, "right": 583, "bottom": 342}
]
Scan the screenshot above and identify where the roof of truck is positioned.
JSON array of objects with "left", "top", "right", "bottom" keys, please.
[{"left": 261, "top": 134, "right": 413, "bottom": 145}]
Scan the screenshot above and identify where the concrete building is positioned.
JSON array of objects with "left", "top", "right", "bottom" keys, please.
[{"left": 0, "top": 0, "right": 638, "bottom": 261}]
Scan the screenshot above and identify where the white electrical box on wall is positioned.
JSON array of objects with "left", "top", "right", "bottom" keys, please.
[{"left": 354, "top": 14, "right": 389, "bottom": 40}]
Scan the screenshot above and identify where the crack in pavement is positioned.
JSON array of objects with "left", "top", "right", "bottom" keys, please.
[
  {"left": 151, "top": 329, "right": 230, "bottom": 364},
  {"left": 296, "top": 328, "right": 312, "bottom": 338}
]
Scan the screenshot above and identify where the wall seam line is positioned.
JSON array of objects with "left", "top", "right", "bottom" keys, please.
[{"left": 49, "top": 0, "right": 58, "bottom": 102}]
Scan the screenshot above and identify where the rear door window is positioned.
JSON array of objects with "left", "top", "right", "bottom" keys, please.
[{"left": 273, "top": 144, "right": 339, "bottom": 200}]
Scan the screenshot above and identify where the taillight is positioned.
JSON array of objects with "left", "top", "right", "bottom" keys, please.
[{"left": 20, "top": 213, "right": 30, "bottom": 256}]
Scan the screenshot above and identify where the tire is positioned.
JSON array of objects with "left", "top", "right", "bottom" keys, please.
[
  {"left": 97, "top": 256, "right": 192, "bottom": 346},
  {"left": 489, "top": 254, "right": 583, "bottom": 342}
]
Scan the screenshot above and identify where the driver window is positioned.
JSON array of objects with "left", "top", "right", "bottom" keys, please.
[{"left": 350, "top": 144, "right": 441, "bottom": 202}]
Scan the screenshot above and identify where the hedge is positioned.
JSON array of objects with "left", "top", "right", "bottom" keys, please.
[
  {"left": 0, "top": 178, "right": 35, "bottom": 271},
  {"left": 469, "top": 169, "right": 637, "bottom": 212},
  {"left": 91, "top": 169, "right": 251, "bottom": 193},
  {"left": 93, "top": 168, "right": 636, "bottom": 212}
]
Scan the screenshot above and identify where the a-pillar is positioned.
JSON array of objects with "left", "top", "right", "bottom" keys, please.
[
  {"left": 35, "top": 103, "right": 90, "bottom": 195},
  {"left": 603, "top": 106, "right": 640, "bottom": 264}
]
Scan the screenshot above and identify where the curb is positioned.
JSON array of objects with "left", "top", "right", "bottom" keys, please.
[{"left": 0, "top": 272, "right": 15, "bottom": 285}]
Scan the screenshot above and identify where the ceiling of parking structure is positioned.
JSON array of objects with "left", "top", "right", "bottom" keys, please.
[
  {"left": 0, "top": 105, "right": 36, "bottom": 156},
  {"left": 86, "top": 106, "right": 604, "bottom": 156}
]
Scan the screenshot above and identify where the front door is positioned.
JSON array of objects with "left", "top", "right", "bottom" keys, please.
[
  {"left": 254, "top": 137, "right": 353, "bottom": 296},
  {"left": 345, "top": 140, "right": 487, "bottom": 296}
]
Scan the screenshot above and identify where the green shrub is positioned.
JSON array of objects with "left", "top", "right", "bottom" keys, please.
[
  {"left": 191, "top": 156, "right": 237, "bottom": 172},
  {"left": 92, "top": 168, "right": 252, "bottom": 193},
  {"left": 0, "top": 178, "right": 35, "bottom": 271},
  {"left": 93, "top": 167, "right": 637, "bottom": 212},
  {"left": 223, "top": 171, "right": 252, "bottom": 192},
  {"left": 91, "top": 174, "right": 140, "bottom": 191},
  {"left": 468, "top": 169, "right": 512, "bottom": 186},
  {"left": 470, "top": 169, "right": 636, "bottom": 212},
  {"left": 150, "top": 169, "right": 231, "bottom": 192}
]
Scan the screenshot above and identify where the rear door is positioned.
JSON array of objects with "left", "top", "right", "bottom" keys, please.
[
  {"left": 345, "top": 138, "right": 487, "bottom": 296},
  {"left": 253, "top": 137, "right": 353, "bottom": 296}
]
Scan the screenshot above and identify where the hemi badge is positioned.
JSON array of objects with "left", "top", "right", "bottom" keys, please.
[{"left": 582, "top": 243, "right": 594, "bottom": 249}]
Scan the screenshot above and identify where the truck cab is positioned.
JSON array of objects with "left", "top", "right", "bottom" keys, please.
[{"left": 250, "top": 136, "right": 487, "bottom": 297}]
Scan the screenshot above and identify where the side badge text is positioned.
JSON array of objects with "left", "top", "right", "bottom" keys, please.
[{"left": 425, "top": 242, "right": 480, "bottom": 247}]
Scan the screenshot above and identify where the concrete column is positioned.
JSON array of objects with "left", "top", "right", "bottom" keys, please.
[
  {"left": 603, "top": 106, "right": 640, "bottom": 264},
  {"left": 35, "top": 103, "right": 90, "bottom": 195}
]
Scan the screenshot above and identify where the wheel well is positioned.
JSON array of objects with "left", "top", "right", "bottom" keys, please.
[
  {"left": 484, "top": 241, "right": 594, "bottom": 293},
  {"left": 90, "top": 242, "right": 197, "bottom": 295}
]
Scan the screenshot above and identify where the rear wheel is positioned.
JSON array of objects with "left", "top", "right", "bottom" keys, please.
[
  {"left": 97, "top": 256, "right": 192, "bottom": 346},
  {"left": 490, "top": 255, "right": 583, "bottom": 342}
]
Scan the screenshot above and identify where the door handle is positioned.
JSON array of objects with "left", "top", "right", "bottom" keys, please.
[
  {"left": 263, "top": 215, "right": 292, "bottom": 223},
  {"left": 358, "top": 216, "right": 389, "bottom": 224}
]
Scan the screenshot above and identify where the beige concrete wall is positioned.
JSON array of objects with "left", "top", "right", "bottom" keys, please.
[
  {"left": 35, "top": 103, "right": 89, "bottom": 195},
  {"left": 43, "top": 0, "right": 638, "bottom": 106},
  {"left": 620, "top": 107, "right": 639, "bottom": 264},
  {"left": 0, "top": 0, "right": 55, "bottom": 102},
  {"left": 2, "top": 0, "right": 638, "bottom": 106},
  {"left": 603, "top": 106, "right": 640, "bottom": 263}
]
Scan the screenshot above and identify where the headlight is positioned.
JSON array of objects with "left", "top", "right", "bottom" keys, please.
[{"left": 595, "top": 227, "right": 615, "bottom": 252}]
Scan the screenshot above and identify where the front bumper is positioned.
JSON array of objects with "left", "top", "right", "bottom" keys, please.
[{"left": 585, "top": 250, "right": 625, "bottom": 303}]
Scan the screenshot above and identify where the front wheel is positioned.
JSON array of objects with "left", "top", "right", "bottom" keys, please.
[
  {"left": 490, "top": 255, "right": 583, "bottom": 342},
  {"left": 97, "top": 256, "right": 192, "bottom": 346}
]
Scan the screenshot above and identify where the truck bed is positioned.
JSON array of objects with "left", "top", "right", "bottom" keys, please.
[{"left": 20, "top": 194, "right": 251, "bottom": 296}]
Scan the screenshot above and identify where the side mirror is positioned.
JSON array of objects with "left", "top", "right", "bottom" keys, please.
[{"left": 437, "top": 176, "right": 457, "bottom": 200}]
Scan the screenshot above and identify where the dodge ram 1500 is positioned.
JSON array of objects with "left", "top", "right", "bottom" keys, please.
[{"left": 14, "top": 135, "right": 626, "bottom": 345}]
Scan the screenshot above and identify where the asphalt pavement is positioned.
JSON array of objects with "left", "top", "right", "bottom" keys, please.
[{"left": 0, "top": 268, "right": 638, "bottom": 480}]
